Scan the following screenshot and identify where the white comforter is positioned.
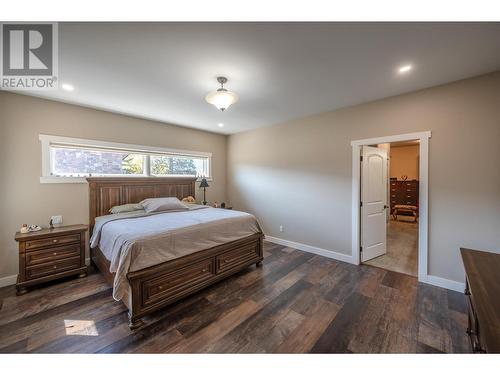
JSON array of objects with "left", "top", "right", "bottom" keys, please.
[{"left": 90, "top": 206, "right": 261, "bottom": 300}]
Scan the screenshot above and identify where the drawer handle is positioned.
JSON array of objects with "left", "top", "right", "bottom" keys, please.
[
  {"left": 53, "top": 265, "right": 57, "bottom": 269},
  {"left": 158, "top": 286, "right": 163, "bottom": 290},
  {"left": 53, "top": 252, "right": 58, "bottom": 256},
  {"left": 53, "top": 239, "right": 58, "bottom": 243},
  {"left": 202, "top": 268, "right": 207, "bottom": 273}
]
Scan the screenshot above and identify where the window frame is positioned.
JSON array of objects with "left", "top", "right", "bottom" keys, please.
[{"left": 39, "top": 134, "right": 212, "bottom": 184}]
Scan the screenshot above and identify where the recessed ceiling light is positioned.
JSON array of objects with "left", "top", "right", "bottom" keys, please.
[
  {"left": 61, "top": 83, "right": 75, "bottom": 91},
  {"left": 218, "top": 123, "right": 224, "bottom": 128},
  {"left": 398, "top": 65, "right": 413, "bottom": 74}
]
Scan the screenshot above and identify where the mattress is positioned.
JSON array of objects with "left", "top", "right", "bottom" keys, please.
[{"left": 90, "top": 206, "right": 262, "bottom": 300}]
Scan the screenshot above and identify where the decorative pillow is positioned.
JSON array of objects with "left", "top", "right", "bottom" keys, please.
[
  {"left": 182, "top": 195, "right": 196, "bottom": 204},
  {"left": 140, "top": 197, "right": 189, "bottom": 213},
  {"left": 109, "top": 203, "right": 144, "bottom": 214}
]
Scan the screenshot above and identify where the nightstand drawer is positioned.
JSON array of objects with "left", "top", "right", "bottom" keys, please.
[
  {"left": 25, "top": 233, "right": 80, "bottom": 251},
  {"left": 26, "top": 256, "right": 81, "bottom": 280},
  {"left": 25, "top": 244, "right": 81, "bottom": 266}
]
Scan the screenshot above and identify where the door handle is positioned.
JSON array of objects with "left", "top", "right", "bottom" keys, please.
[{"left": 383, "top": 205, "right": 389, "bottom": 209}]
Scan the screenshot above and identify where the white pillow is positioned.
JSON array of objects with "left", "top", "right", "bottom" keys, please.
[
  {"left": 109, "top": 203, "right": 144, "bottom": 214},
  {"left": 140, "top": 197, "right": 189, "bottom": 213}
]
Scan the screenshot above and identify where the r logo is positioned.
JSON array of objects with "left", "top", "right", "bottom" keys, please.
[{"left": 2, "top": 24, "right": 53, "bottom": 76}]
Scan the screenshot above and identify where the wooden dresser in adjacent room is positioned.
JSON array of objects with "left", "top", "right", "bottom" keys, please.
[
  {"left": 15, "top": 224, "right": 88, "bottom": 295},
  {"left": 461, "top": 248, "right": 500, "bottom": 353},
  {"left": 389, "top": 179, "right": 419, "bottom": 212}
]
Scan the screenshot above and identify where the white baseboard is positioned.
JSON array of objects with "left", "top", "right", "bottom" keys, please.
[
  {"left": 0, "top": 274, "right": 17, "bottom": 288},
  {"left": 421, "top": 274, "right": 465, "bottom": 293},
  {"left": 265, "top": 236, "right": 354, "bottom": 264},
  {"left": 265, "top": 236, "right": 465, "bottom": 293}
]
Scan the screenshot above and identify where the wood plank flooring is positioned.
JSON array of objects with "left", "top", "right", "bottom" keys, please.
[{"left": 0, "top": 241, "right": 470, "bottom": 353}]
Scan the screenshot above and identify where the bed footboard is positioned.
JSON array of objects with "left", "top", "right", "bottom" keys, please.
[{"left": 93, "top": 233, "right": 264, "bottom": 329}]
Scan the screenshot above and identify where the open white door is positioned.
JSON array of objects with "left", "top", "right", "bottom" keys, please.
[{"left": 361, "top": 146, "right": 388, "bottom": 262}]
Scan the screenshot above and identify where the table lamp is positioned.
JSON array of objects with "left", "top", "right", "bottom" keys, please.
[{"left": 199, "top": 178, "right": 209, "bottom": 205}]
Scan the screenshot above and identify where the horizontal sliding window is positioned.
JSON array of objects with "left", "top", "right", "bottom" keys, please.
[{"left": 39, "top": 135, "right": 212, "bottom": 182}]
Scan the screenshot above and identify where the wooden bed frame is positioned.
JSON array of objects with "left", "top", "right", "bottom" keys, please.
[{"left": 87, "top": 177, "right": 263, "bottom": 329}]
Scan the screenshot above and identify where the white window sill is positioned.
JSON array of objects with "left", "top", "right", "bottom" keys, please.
[
  {"left": 40, "top": 176, "right": 213, "bottom": 184},
  {"left": 40, "top": 176, "right": 88, "bottom": 184}
]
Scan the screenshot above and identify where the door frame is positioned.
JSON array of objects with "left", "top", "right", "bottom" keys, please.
[{"left": 351, "top": 131, "right": 431, "bottom": 283}]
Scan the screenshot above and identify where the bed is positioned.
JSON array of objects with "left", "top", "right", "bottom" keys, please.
[{"left": 87, "top": 177, "right": 264, "bottom": 329}]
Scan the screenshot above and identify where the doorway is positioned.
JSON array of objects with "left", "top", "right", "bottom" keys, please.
[
  {"left": 363, "top": 141, "right": 419, "bottom": 276},
  {"left": 351, "top": 132, "right": 430, "bottom": 283}
]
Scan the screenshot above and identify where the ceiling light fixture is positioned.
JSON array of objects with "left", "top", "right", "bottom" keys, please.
[
  {"left": 61, "top": 83, "right": 75, "bottom": 91},
  {"left": 398, "top": 65, "right": 413, "bottom": 74},
  {"left": 218, "top": 123, "right": 224, "bottom": 128},
  {"left": 205, "top": 77, "right": 238, "bottom": 112}
]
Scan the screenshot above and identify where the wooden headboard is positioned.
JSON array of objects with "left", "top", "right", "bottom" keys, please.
[{"left": 87, "top": 177, "right": 196, "bottom": 229}]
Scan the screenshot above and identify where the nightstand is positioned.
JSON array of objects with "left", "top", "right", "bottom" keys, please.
[{"left": 15, "top": 224, "right": 88, "bottom": 295}]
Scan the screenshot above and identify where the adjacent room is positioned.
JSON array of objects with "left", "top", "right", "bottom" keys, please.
[
  {"left": 0, "top": 21, "right": 499, "bottom": 358},
  {"left": 364, "top": 141, "right": 420, "bottom": 277}
]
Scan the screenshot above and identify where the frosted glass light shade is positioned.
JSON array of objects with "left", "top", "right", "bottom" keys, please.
[{"left": 205, "top": 89, "right": 239, "bottom": 111}]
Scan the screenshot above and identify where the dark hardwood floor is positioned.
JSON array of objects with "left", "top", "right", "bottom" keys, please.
[{"left": 0, "top": 241, "right": 470, "bottom": 353}]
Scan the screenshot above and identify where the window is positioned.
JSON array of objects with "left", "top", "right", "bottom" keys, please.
[
  {"left": 40, "top": 135, "right": 212, "bottom": 183},
  {"left": 150, "top": 155, "right": 209, "bottom": 177},
  {"left": 51, "top": 146, "right": 147, "bottom": 177}
]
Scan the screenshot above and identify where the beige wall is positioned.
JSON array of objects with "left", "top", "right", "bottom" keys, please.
[
  {"left": 390, "top": 145, "right": 419, "bottom": 180},
  {"left": 0, "top": 93, "right": 227, "bottom": 280},
  {"left": 227, "top": 72, "right": 500, "bottom": 283}
]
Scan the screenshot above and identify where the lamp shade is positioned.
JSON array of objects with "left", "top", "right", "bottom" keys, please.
[
  {"left": 199, "top": 178, "right": 209, "bottom": 188},
  {"left": 205, "top": 89, "right": 238, "bottom": 112}
]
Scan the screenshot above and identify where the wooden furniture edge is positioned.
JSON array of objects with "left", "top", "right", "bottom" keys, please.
[
  {"left": 460, "top": 247, "right": 500, "bottom": 353},
  {"left": 15, "top": 224, "right": 89, "bottom": 241}
]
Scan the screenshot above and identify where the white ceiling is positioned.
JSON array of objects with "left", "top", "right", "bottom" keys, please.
[{"left": 20, "top": 22, "right": 500, "bottom": 134}]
